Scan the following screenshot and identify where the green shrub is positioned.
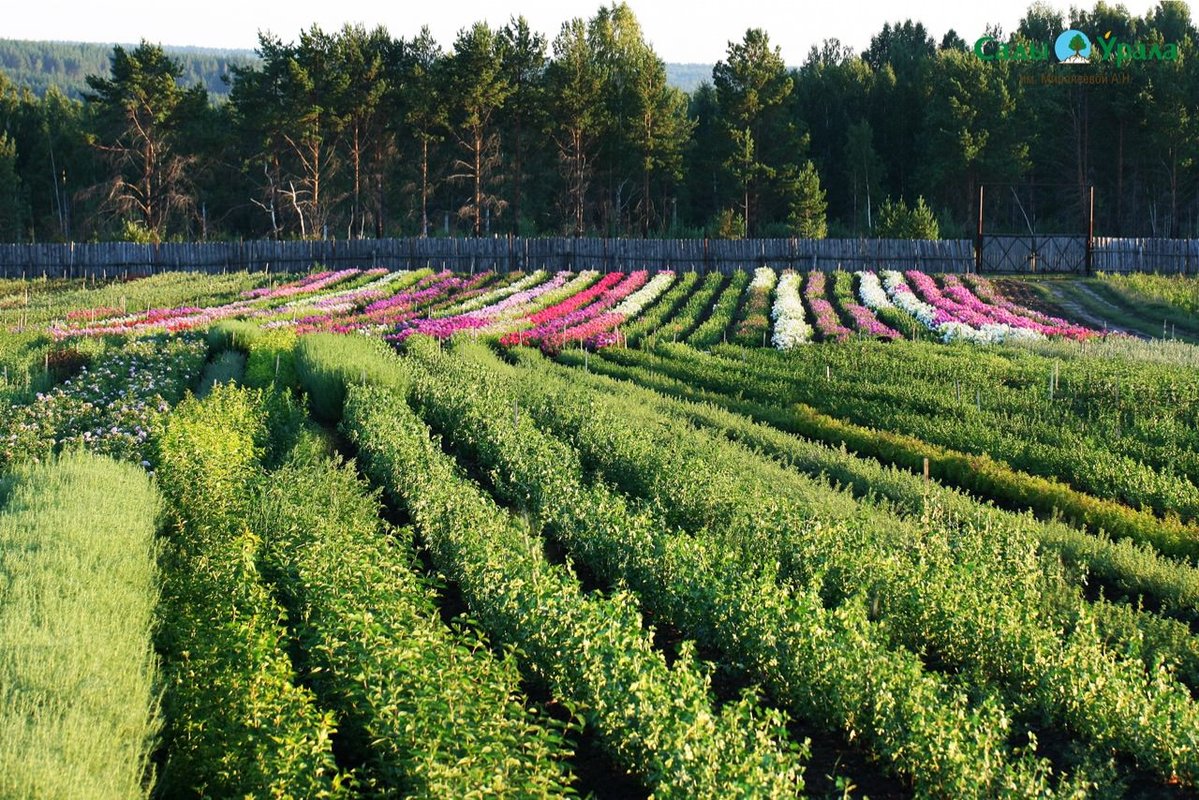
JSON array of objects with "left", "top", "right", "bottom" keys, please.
[
  {"left": 243, "top": 328, "right": 299, "bottom": 390},
  {"left": 295, "top": 333, "right": 407, "bottom": 423},
  {"left": 154, "top": 384, "right": 345, "bottom": 798}
]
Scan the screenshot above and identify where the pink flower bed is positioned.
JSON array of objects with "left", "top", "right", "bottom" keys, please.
[
  {"left": 803, "top": 272, "right": 852, "bottom": 343},
  {"left": 841, "top": 302, "right": 901, "bottom": 340},
  {"left": 53, "top": 268, "right": 379, "bottom": 338},
  {"left": 959, "top": 275, "right": 1096, "bottom": 339},
  {"left": 498, "top": 272, "right": 623, "bottom": 347},
  {"left": 296, "top": 272, "right": 460, "bottom": 332},
  {"left": 390, "top": 272, "right": 577, "bottom": 342},
  {"left": 241, "top": 269, "right": 361, "bottom": 300},
  {"left": 502, "top": 272, "right": 648, "bottom": 350},
  {"left": 939, "top": 275, "right": 1060, "bottom": 334},
  {"left": 904, "top": 271, "right": 996, "bottom": 328}
]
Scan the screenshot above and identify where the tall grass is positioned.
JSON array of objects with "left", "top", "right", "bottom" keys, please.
[{"left": 0, "top": 453, "right": 162, "bottom": 799}]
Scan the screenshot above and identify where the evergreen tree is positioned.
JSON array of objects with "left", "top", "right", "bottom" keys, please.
[
  {"left": 843, "top": 120, "right": 884, "bottom": 235},
  {"left": 0, "top": 132, "right": 26, "bottom": 240},
  {"left": 877, "top": 195, "right": 939, "bottom": 239},
  {"left": 546, "top": 19, "right": 604, "bottom": 236},
  {"left": 400, "top": 29, "right": 446, "bottom": 238},
  {"left": 499, "top": 16, "right": 548, "bottom": 235},
  {"left": 713, "top": 28, "right": 794, "bottom": 234},
  {"left": 789, "top": 160, "right": 827, "bottom": 238},
  {"left": 83, "top": 41, "right": 205, "bottom": 239}
]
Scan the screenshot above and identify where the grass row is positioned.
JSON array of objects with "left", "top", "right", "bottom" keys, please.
[{"left": 0, "top": 453, "right": 162, "bottom": 800}]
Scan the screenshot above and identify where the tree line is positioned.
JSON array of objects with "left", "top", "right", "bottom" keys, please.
[
  {"left": 0, "top": 1, "right": 1195, "bottom": 244},
  {"left": 0, "top": 38, "right": 252, "bottom": 100}
]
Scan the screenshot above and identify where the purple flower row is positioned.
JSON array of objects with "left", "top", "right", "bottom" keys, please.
[
  {"left": 803, "top": 272, "right": 852, "bottom": 343},
  {"left": 241, "top": 268, "right": 361, "bottom": 300},
  {"left": 507, "top": 272, "right": 648, "bottom": 348},
  {"left": 940, "top": 275, "right": 1094, "bottom": 339},
  {"left": 904, "top": 271, "right": 997, "bottom": 328},
  {"left": 960, "top": 275, "right": 1095, "bottom": 339},
  {"left": 390, "top": 272, "right": 572, "bottom": 342}
]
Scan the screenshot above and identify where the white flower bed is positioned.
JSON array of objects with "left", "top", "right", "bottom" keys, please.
[
  {"left": 770, "top": 272, "right": 812, "bottom": 349},
  {"left": 880, "top": 270, "right": 1046, "bottom": 345},
  {"left": 750, "top": 266, "right": 777, "bottom": 291},
  {"left": 880, "top": 270, "right": 940, "bottom": 329},
  {"left": 612, "top": 271, "right": 676, "bottom": 317},
  {"left": 856, "top": 271, "right": 894, "bottom": 310}
]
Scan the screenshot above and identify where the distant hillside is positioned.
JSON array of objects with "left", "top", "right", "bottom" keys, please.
[
  {"left": 2, "top": 39, "right": 710, "bottom": 99},
  {"left": 0, "top": 38, "right": 256, "bottom": 99},
  {"left": 664, "top": 63, "right": 712, "bottom": 94}
]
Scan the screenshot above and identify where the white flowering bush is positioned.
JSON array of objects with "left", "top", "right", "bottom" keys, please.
[
  {"left": 750, "top": 266, "right": 777, "bottom": 291},
  {"left": 880, "top": 270, "right": 941, "bottom": 329},
  {"left": 770, "top": 271, "right": 812, "bottom": 349},
  {"left": 0, "top": 335, "right": 208, "bottom": 466},
  {"left": 856, "top": 271, "right": 895, "bottom": 310},
  {"left": 880, "top": 271, "right": 1049, "bottom": 345},
  {"left": 612, "top": 271, "right": 676, "bottom": 318}
]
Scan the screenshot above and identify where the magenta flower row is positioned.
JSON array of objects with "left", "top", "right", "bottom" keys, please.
[
  {"left": 961, "top": 275, "right": 1095, "bottom": 338},
  {"left": 803, "top": 272, "right": 852, "bottom": 343},
  {"left": 505, "top": 271, "right": 648, "bottom": 349},
  {"left": 523, "top": 272, "right": 625, "bottom": 327},
  {"left": 904, "top": 271, "right": 1000, "bottom": 328},
  {"left": 241, "top": 268, "right": 361, "bottom": 300},
  {"left": 940, "top": 275, "right": 1094, "bottom": 339},
  {"left": 389, "top": 272, "right": 570, "bottom": 342}
]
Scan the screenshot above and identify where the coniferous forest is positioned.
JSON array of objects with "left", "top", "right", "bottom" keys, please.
[{"left": 0, "top": 0, "right": 1195, "bottom": 245}]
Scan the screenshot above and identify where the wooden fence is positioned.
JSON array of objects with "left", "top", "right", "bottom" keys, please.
[
  {"left": 1092, "top": 237, "right": 1199, "bottom": 274},
  {"left": 0, "top": 236, "right": 1194, "bottom": 278},
  {"left": 0, "top": 237, "right": 974, "bottom": 278}
]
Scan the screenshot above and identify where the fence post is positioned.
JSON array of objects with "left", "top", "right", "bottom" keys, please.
[{"left": 1085, "top": 185, "right": 1095, "bottom": 275}]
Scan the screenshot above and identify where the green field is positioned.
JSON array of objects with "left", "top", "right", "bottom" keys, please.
[{"left": 1, "top": 267, "right": 1198, "bottom": 798}]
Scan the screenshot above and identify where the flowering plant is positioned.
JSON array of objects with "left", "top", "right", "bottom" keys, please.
[{"left": 770, "top": 271, "right": 812, "bottom": 349}]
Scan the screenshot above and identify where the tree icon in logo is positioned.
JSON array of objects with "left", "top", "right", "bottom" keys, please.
[{"left": 1055, "top": 29, "right": 1092, "bottom": 64}]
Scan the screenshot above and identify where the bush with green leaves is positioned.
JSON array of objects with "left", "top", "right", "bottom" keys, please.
[
  {"left": 342, "top": 369, "right": 806, "bottom": 797},
  {"left": 251, "top": 443, "right": 578, "bottom": 797},
  {"left": 553, "top": 344, "right": 1199, "bottom": 629},
  {"left": 154, "top": 385, "right": 345, "bottom": 798},
  {"left": 399, "top": 339, "right": 1069, "bottom": 797},
  {"left": 603, "top": 340, "right": 1199, "bottom": 558},
  {"left": 474, "top": 341, "right": 1199, "bottom": 790},
  {"left": 617, "top": 270, "right": 699, "bottom": 346},
  {"left": 686, "top": 269, "right": 748, "bottom": 348},
  {"left": 730, "top": 267, "right": 777, "bottom": 347},
  {"left": 647, "top": 271, "right": 725, "bottom": 344},
  {"left": 295, "top": 332, "right": 409, "bottom": 423}
]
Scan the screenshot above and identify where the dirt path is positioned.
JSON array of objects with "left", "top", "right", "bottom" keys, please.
[{"left": 1041, "top": 282, "right": 1144, "bottom": 338}]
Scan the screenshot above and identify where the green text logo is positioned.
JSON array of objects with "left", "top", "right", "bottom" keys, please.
[{"left": 973, "top": 29, "right": 1179, "bottom": 66}]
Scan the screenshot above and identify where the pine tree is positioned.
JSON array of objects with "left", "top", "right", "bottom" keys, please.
[{"left": 789, "top": 160, "right": 827, "bottom": 238}]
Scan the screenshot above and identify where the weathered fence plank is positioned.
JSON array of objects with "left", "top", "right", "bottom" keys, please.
[{"left": 1, "top": 236, "right": 1195, "bottom": 278}]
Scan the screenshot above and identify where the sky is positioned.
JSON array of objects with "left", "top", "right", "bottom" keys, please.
[{"left": 6, "top": 0, "right": 1175, "bottom": 64}]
